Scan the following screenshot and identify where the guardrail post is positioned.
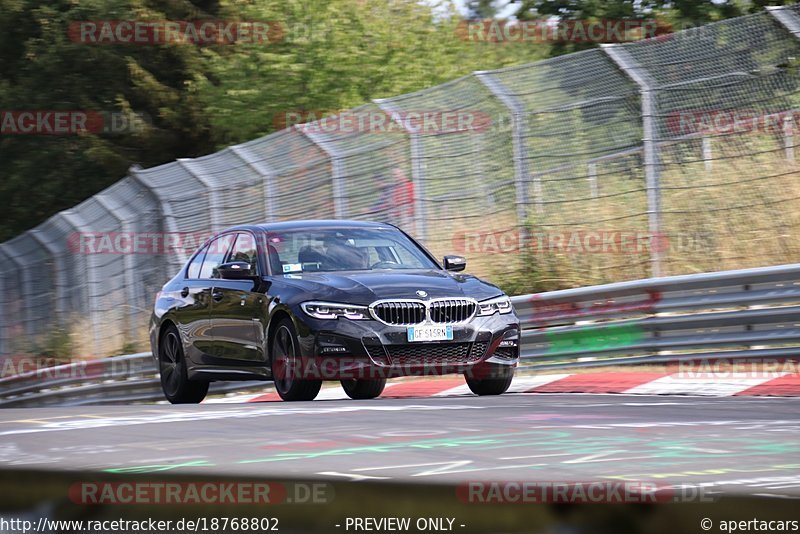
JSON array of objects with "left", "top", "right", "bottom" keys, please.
[
  {"left": 297, "top": 125, "right": 348, "bottom": 218},
  {"left": 602, "top": 44, "right": 663, "bottom": 277},
  {"left": 373, "top": 99, "right": 427, "bottom": 241},
  {"left": 229, "top": 146, "right": 278, "bottom": 222},
  {"left": 475, "top": 71, "right": 534, "bottom": 248}
]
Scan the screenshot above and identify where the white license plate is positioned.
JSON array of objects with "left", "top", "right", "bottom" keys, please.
[{"left": 407, "top": 325, "right": 453, "bottom": 342}]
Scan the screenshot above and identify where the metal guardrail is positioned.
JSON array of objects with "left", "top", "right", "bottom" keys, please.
[
  {"left": 1, "top": 262, "right": 799, "bottom": 406},
  {"left": 0, "top": 352, "right": 268, "bottom": 407},
  {"left": 512, "top": 262, "right": 800, "bottom": 370}
]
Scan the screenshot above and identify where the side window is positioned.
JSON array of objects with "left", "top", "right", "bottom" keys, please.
[
  {"left": 227, "top": 233, "right": 259, "bottom": 274},
  {"left": 186, "top": 245, "right": 208, "bottom": 279},
  {"left": 199, "top": 234, "right": 235, "bottom": 279}
]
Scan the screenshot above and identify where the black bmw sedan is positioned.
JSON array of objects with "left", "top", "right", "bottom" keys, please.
[{"left": 149, "top": 220, "right": 519, "bottom": 403}]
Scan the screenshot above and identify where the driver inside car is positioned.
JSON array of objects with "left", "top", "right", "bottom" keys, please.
[{"left": 323, "top": 237, "right": 369, "bottom": 270}]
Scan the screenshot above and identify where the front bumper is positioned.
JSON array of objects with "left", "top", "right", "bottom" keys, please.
[{"left": 291, "top": 311, "right": 519, "bottom": 380}]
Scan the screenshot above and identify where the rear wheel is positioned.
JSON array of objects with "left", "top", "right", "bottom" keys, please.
[
  {"left": 159, "top": 325, "right": 209, "bottom": 404},
  {"left": 464, "top": 364, "right": 514, "bottom": 396},
  {"left": 271, "top": 318, "right": 322, "bottom": 401},
  {"left": 341, "top": 378, "right": 386, "bottom": 400}
]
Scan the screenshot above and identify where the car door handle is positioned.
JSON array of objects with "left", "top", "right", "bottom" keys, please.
[
  {"left": 212, "top": 290, "right": 224, "bottom": 302},
  {"left": 181, "top": 287, "right": 190, "bottom": 298}
]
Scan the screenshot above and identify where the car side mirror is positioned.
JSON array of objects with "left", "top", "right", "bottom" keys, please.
[
  {"left": 217, "top": 261, "right": 255, "bottom": 280},
  {"left": 443, "top": 255, "right": 466, "bottom": 272}
]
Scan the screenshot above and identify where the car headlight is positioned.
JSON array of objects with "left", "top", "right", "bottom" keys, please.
[
  {"left": 477, "top": 296, "right": 513, "bottom": 316},
  {"left": 301, "top": 301, "right": 370, "bottom": 320}
]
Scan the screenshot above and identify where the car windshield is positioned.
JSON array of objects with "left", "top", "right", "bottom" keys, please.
[{"left": 266, "top": 227, "right": 438, "bottom": 273}]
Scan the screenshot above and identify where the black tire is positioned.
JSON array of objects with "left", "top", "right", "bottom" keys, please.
[
  {"left": 270, "top": 318, "right": 322, "bottom": 401},
  {"left": 159, "top": 325, "right": 209, "bottom": 404},
  {"left": 341, "top": 378, "right": 387, "bottom": 400},
  {"left": 464, "top": 364, "right": 514, "bottom": 396}
]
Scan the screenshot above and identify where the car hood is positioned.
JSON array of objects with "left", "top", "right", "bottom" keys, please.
[{"left": 275, "top": 269, "right": 504, "bottom": 305}]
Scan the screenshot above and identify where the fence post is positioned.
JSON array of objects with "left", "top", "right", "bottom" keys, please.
[
  {"left": 60, "top": 210, "right": 103, "bottom": 354},
  {"left": 475, "top": 71, "right": 534, "bottom": 249},
  {"left": 767, "top": 6, "right": 800, "bottom": 38},
  {"left": 297, "top": 126, "right": 347, "bottom": 218},
  {"left": 28, "top": 229, "right": 66, "bottom": 321},
  {"left": 178, "top": 159, "right": 222, "bottom": 233},
  {"left": 602, "top": 44, "right": 663, "bottom": 277},
  {"left": 784, "top": 115, "right": 795, "bottom": 162},
  {"left": 0, "top": 242, "right": 33, "bottom": 350},
  {"left": 0, "top": 241, "right": 35, "bottom": 336},
  {"left": 587, "top": 162, "right": 599, "bottom": 198},
  {"left": 767, "top": 7, "right": 800, "bottom": 163},
  {"left": 0, "top": 249, "right": 5, "bottom": 354},
  {"left": 229, "top": 146, "right": 277, "bottom": 222},
  {"left": 94, "top": 194, "right": 138, "bottom": 344},
  {"left": 702, "top": 136, "right": 713, "bottom": 173},
  {"left": 129, "top": 165, "right": 189, "bottom": 267},
  {"left": 373, "top": 99, "right": 427, "bottom": 241}
]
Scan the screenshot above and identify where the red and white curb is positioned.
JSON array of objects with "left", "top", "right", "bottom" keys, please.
[{"left": 204, "top": 372, "right": 800, "bottom": 403}]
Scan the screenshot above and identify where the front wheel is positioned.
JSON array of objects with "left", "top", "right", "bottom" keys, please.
[
  {"left": 159, "top": 325, "right": 209, "bottom": 404},
  {"left": 271, "top": 318, "right": 322, "bottom": 401},
  {"left": 464, "top": 364, "right": 514, "bottom": 396},
  {"left": 341, "top": 378, "right": 386, "bottom": 400}
]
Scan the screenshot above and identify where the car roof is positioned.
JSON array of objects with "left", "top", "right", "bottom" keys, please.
[{"left": 225, "top": 220, "right": 399, "bottom": 233}]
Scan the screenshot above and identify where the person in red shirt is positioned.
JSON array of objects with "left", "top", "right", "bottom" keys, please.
[{"left": 390, "top": 167, "right": 415, "bottom": 228}]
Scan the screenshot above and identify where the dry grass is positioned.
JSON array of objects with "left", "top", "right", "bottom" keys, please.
[{"left": 423, "top": 133, "right": 800, "bottom": 292}]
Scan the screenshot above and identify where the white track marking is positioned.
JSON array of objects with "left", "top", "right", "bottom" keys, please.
[
  {"left": 0, "top": 404, "right": 486, "bottom": 436},
  {"left": 204, "top": 394, "right": 264, "bottom": 404},
  {"left": 205, "top": 382, "right": 403, "bottom": 404},
  {"left": 507, "top": 374, "right": 574, "bottom": 393},
  {"left": 624, "top": 373, "right": 787, "bottom": 396},
  {"left": 433, "top": 374, "right": 574, "bottom": 397},
  {"left": 315, "top": 388, "right": 350, "bottom": 401}
]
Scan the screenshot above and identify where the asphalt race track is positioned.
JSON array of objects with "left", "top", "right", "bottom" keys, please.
[{"left": 1, "top": 393, "right": 799, "bottom": 497}]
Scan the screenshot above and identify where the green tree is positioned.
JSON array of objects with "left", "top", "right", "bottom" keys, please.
[
  {"left": 0, "top": 0, "right": 545, "bottom": 239},
  {"left": 509, "top": 0, "right": 755, "bottom": 54},
  {"left": 0, "top": 0, "right": 219, "bottom": 241},
  {"left": 198, "top": 0, "right": 546, "bottom": 145}
]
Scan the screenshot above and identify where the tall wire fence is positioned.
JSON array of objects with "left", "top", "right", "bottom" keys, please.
[{"left": 3, "top": 6, "right": 800, "bottom": 356}]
